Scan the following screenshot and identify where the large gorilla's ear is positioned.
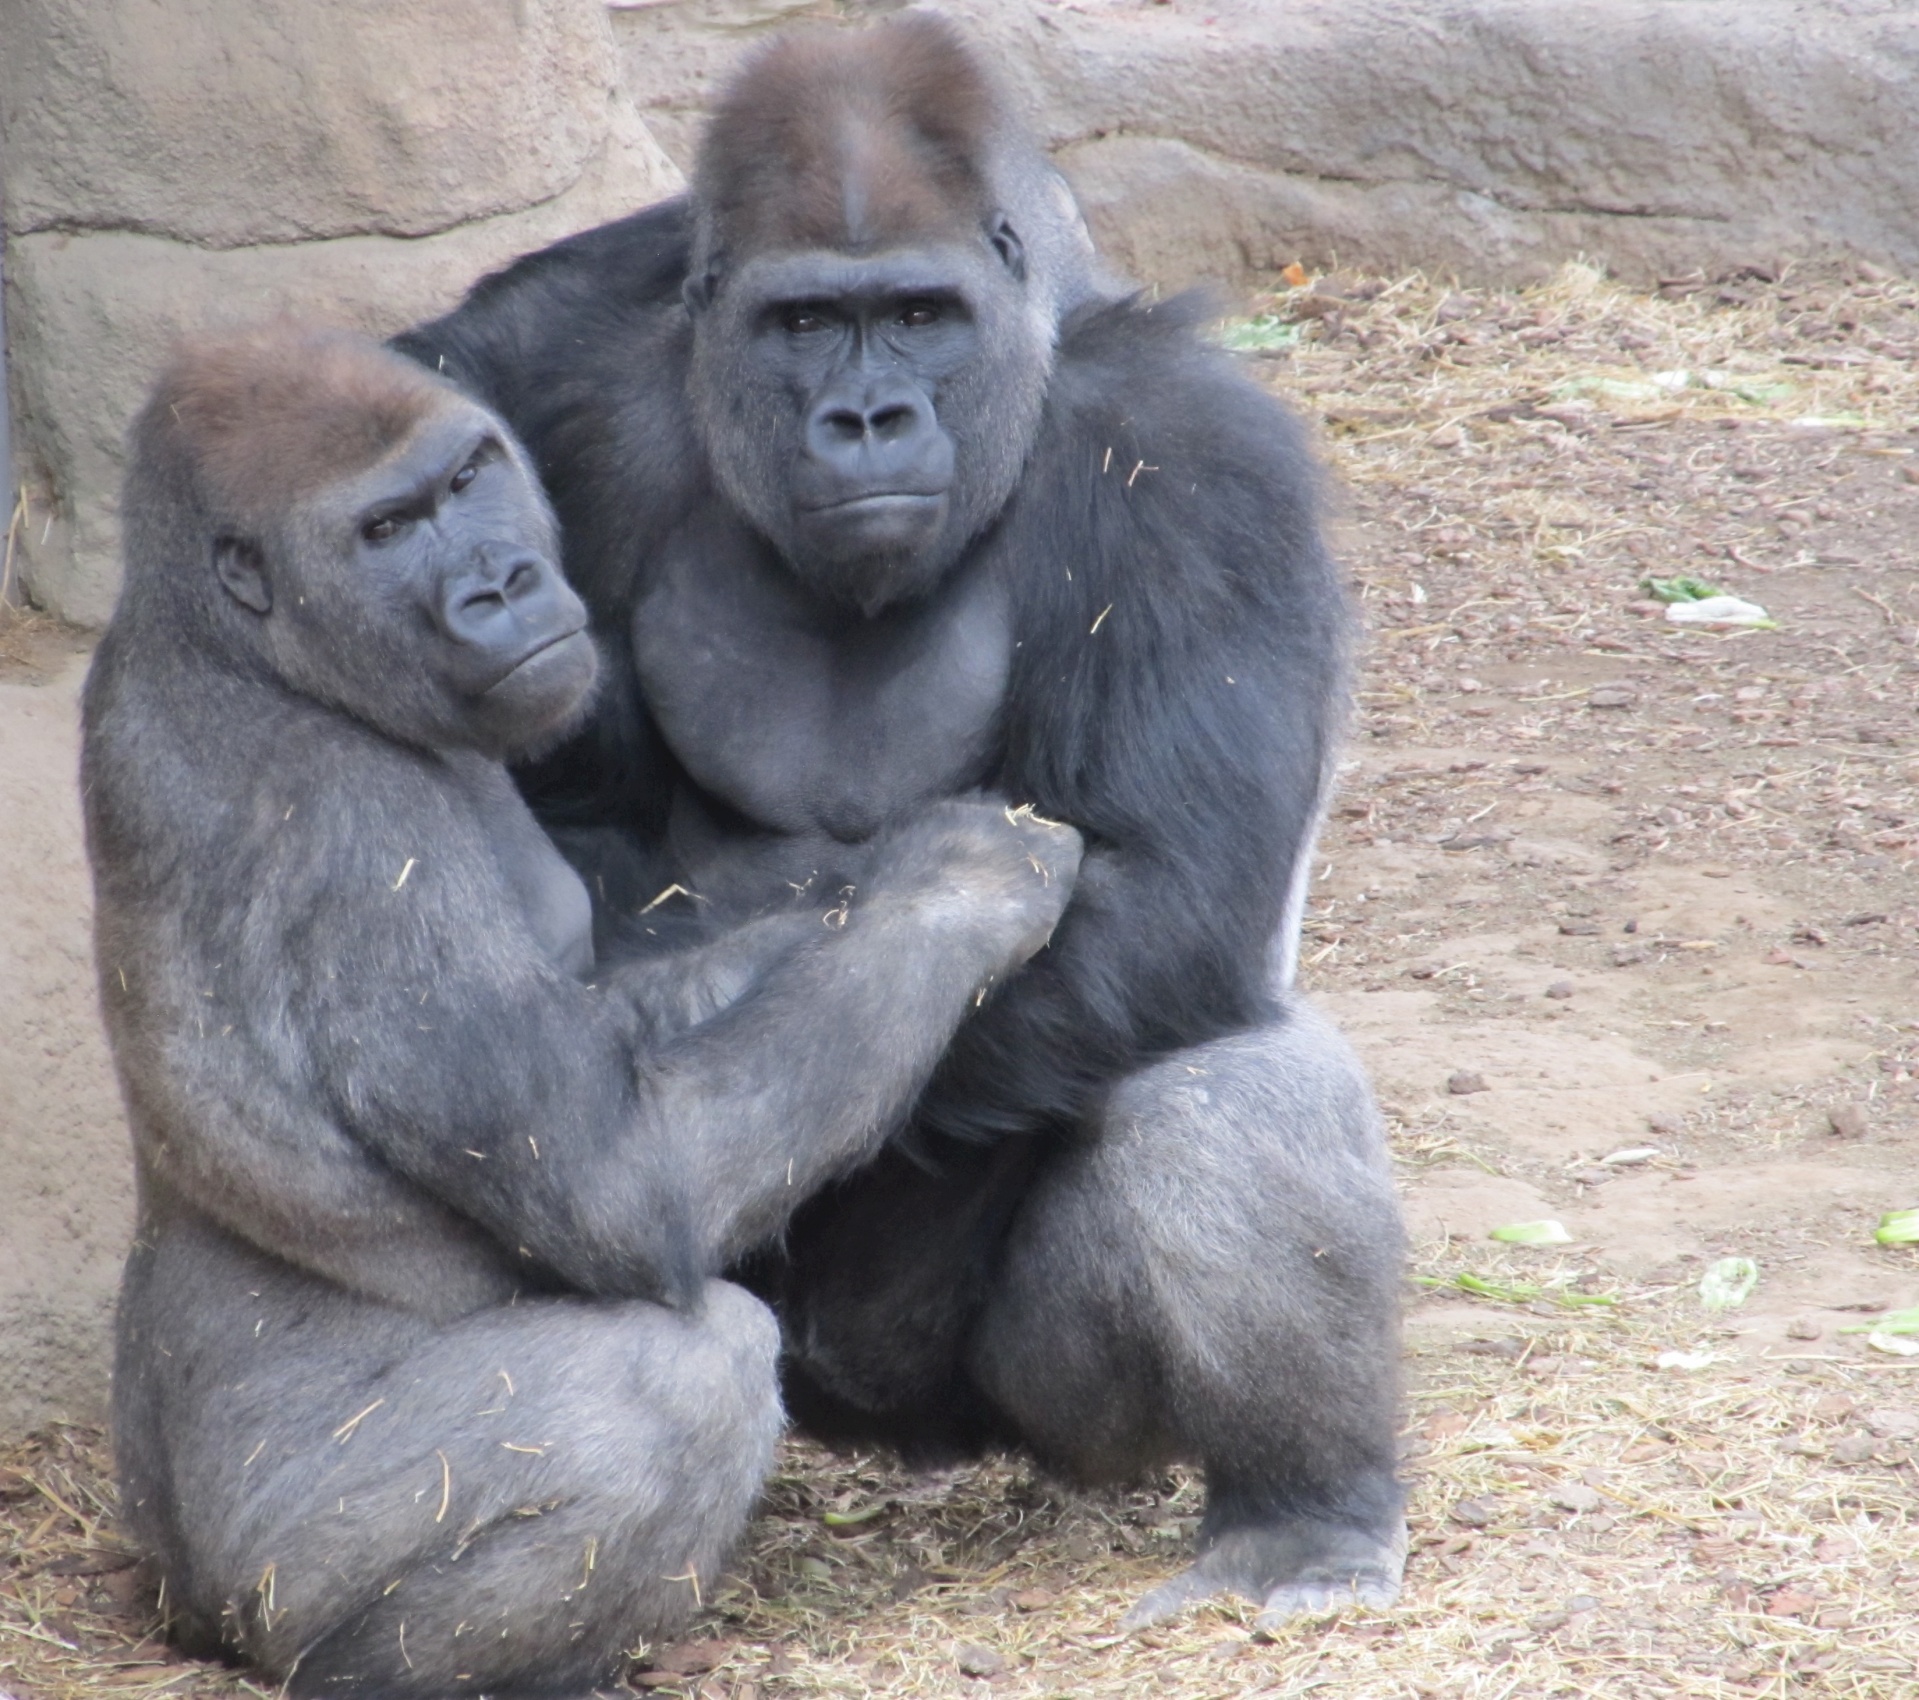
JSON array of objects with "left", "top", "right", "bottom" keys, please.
[
  {"left": 213, "top": 536, "right": 272, "bottom": 614},
  {"left": 989, "top": 215, "right": 1027, "bottom": 283}
]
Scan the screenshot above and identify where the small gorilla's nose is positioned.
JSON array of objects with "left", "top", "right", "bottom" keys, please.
[{"left": 442, "top": 554, "right": 575, "bottom": 654}]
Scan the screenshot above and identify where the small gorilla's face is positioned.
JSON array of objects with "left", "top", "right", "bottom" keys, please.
[
  {"left": 689, "top": 238, "right": 1050, "bottom": 615},
  {"left": 225, "top": 404, "right": 597, "bottom": 760}
]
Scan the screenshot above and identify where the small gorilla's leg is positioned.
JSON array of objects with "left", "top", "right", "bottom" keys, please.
[
  {"left": 966, "top": 1000, "right": 1406, "bottom": 1630},
  {"left": 119, "top": 1223, "right": 780, "bottom": 1697}
]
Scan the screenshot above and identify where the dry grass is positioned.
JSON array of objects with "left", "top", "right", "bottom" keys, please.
[
  {"left": 6, "top": 260, "right": 1919, "bottom": 1700},
  {"left": 7, "top": 1263, "right": 1917, "bottom": 1699}
]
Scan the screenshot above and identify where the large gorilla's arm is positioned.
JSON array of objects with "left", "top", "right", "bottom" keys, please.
[{"left": 922, "top": 295, "right": 1345, "bottom": 1141}]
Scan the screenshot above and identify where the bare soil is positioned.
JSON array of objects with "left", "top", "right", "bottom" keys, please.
[{"left": 4, "top": 263, "right": 1917, "bottom": 1700}]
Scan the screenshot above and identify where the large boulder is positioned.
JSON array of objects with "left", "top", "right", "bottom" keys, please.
[
  {"left": 614, "top": 0, "right": 1919, "bottom": 288},
  {"left": 6, "top": 104, "right": 678, "bottom": 626},
  {"left": 1, "top": 0, "right": 621, "bottom": 247}
]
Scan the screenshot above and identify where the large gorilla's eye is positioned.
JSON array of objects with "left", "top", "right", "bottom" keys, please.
[
  {"left": 450, "top": 460, "right": 481, "bottom": 495},
  {"left": 361, "top": 514, "right": 406, "bottom": 545},
  {"left": 897, "top": 301, "right": 943, "bottom": 328},
  {"left": 783, "top": 307, "right": 832, "bottom": 336}
]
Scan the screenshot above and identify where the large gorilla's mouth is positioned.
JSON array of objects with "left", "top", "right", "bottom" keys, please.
[{"left": 802, "top": 491, "right": 946, "bottom": 515}]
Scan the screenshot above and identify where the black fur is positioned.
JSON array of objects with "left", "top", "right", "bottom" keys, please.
[
  {"left": 396, "top": 15, "right": 1406, "bottom": 1630},
  {"left": 85, "top": 325, "right": 1079, "bottom": 1695}
]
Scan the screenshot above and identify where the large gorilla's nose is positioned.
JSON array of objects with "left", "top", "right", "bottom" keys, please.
[{"left": 802, "top": 376, "right": 948, "bottom": 494}]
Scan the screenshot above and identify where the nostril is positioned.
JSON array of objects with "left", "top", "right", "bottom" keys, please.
[
  {"left": 451, "top": 588, "right": 508, "bottom": 629},
  {"left": 822, "top": 408, "right": 867, "bottom": 442},
  {"left": 869, "top": 403, "right": 918, "bottom": 440}
]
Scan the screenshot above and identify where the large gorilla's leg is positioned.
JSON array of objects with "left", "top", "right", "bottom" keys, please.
[
  {"left": 966, "top": 1000, "right": 1407, "bottom": 1628},
  {"left": 117, "top": 1215, "right": 779, "bottom": 1697}
]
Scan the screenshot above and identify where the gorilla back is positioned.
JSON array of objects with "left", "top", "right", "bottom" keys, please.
[
  {"left": 84, "top": 324, "right": 1079, "bottom": 1695},
  {"left": 399, "top": 14, "right": 1407, "bottom": 1633}
]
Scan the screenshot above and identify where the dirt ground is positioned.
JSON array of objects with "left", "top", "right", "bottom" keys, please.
[{"left": 4, "top": 263, "right": 1917, "bottom": 1700}]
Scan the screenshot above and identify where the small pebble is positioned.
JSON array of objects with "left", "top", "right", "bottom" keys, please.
[
  {"left": 1544, "top": 980, "right": 1575, "bottom": 1000},
  {"left": 1553, "top": 1484, "right": 1603, "bottom": 1514},
  {"left": 1447, "top": 1070, "right": 1490, "bottom": 1095},
  {"left": 956, "top": 1643, "right": 1006, "bottom": 1679},
  {"left": 1828, "top": 1103, "right": 1869, "bottom": 1139},
  {"left": 1787, "top": 1317, "right": 1822, "bottom": 1341},
  {"left": 1587, "top": 685, "right": 1638, "bottom": 710}
]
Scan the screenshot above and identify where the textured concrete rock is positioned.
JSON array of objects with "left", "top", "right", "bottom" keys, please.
[
  {"left": 1, "top": 0, "right": 625, "bottom": 247},
  {"left": 615, "top": 0, "right": 1919, "bottom": 288},
  {"left": 6, "top": 100, "right": 680, "bottom": 626},
  {"left": 0, "top": 652, "right": 130, "bottom": 1436}
]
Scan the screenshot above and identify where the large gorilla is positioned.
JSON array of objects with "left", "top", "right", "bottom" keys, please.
[
  {"left": 84, "top": 324, "right": 1078, "bottom": 1696},
  {"left": 399, "top": 15, "right": 1407, "bottom": 1625}
]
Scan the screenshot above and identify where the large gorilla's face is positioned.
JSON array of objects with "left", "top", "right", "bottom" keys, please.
[{"left": 687, "top": 235, "right": 1051, "bottom": 616}]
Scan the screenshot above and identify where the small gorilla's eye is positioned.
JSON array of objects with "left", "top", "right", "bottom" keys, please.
[
  {"left": 783, "top": 307, "right": 830, "bottom": 336},
  {"left": 898, "top": 301, "right": 943, "bottom": 328},
  {"left": 449, "top": 459, "right": 480, "bottom": 495},
  {"left": 361, "top": 515, "right": 403, "bottom": 544}
]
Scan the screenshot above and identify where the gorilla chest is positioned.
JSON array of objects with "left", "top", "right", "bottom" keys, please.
[{"left": 632, "top": 531, "right": 1013, "bottom": 843}]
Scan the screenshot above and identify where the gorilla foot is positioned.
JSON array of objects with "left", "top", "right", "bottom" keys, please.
[{"left": 1120, "top": 1519, "right": 1407, "bottom": 1633}]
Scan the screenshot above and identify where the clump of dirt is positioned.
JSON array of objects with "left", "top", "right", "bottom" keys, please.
[{"left": 4, "top": 262, "right": 1916, "bottom": 1700}]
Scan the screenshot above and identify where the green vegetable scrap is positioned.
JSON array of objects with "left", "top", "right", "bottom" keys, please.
[
  {"left": 1838, "top": 1306, "right": 1919, "bottom": 1336},
  {"left": 1873, "top": 1209, "right": 1919, "bottom": 1247},
  {"left": 1416, "top": 1271, "right": 1617, "bottom": 1308},
  {"left": 1219, "top": 315, "right": 1304, "bottom": 353},
  {"left": 1641, "top": 576, "right": 1724, "bottom": 604},
  {"left": 1489, "top": 1220, "right": 1574, "bottom": 1246},
  {"left": 1698, "top": 1256, "right": 1759, "bottom": 1311}
]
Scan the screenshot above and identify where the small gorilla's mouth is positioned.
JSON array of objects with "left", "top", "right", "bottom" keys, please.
[{"left": 482, "top": 624, "right": 590, "bottom": 694}]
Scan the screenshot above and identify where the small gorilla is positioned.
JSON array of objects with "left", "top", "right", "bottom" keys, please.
[
  {"left": 398, "top": 15, "right": 1407, "bottom": 1626},
  {"left": 82, "top": 324, "right": 1080, "bottom": 1697}
]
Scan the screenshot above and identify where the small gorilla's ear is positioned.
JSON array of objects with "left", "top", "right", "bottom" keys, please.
[
  {"left": 682, "top": 268, "right": 720, "bottom": 317},
  {"left": 213, "top": 537, "right": 272, "bottom": 614},
  {"left": 989, "top": 216, "right": 1027, "bottom": 283}
]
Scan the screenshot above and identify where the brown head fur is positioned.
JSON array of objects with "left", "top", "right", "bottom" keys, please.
[
  {"left": 694, "top": 14, "right": 1001, "bottom": 263},
  {"left": 143, "top": 324, "right": 445, "bottom": 530}
]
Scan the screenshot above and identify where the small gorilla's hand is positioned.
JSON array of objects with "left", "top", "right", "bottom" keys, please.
[{"left": 865, "top": 797, "right": 1083, "bottom": 973}]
